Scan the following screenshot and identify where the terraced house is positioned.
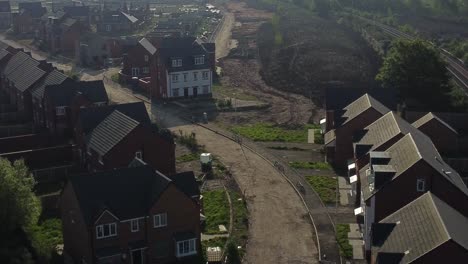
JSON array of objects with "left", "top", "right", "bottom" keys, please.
[{"left": 61, "top": 165, "right": 201, "bottom": 264}]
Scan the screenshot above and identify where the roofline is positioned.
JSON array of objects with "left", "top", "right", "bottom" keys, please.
[{"left": 94, "top": 209, "right": 120, "bottom": 224}]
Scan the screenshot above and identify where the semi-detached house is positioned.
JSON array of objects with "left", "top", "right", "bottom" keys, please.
[{"left": 61, "top": 165, "right": 201, "bottom": 264}]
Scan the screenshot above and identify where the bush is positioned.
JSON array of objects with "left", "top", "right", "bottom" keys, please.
[
  {"left": 28, "top": 218, "right": 63, "bottom": 262},
  {"left": 176, "top": 131, "right": 200, "bottom": 152}
]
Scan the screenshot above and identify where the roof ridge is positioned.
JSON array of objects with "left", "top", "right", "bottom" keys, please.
[
  {"left": 428, "top": 193, "right": 450, "bottom": 238},
  {"left": 407, "top": 133, "right": 422, "bottom": 160}
]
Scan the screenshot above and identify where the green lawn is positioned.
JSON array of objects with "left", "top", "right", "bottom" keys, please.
[
  {"left": 289, "top": 161, "right": 331, "bottom": 170},
  {"left": 305, "top": 176, "right": 338, "bottom": 204},
  {"left": 203, "top": 190, "right": 230, "bottom": 234},
  {"left": 336, "top": 224, "right": 353, "bottom": 259},
  {"left": 231, "top": 123, "right": 317, "bottom": 142}
]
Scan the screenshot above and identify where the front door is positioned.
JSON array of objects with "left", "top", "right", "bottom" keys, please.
[
  {"left": 184, "top": 88, "right": 189, "bottom": 98},
  {"left": 131, "top": 249, "right": 143, "bottom": 264},
  {"left": 193, "top": 86, "right": 198, "bottom": 97}
]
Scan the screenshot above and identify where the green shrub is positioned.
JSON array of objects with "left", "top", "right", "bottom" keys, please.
[
  {"left": 28, "top": 218, "right": 63, "bottom": 262},
  {"left": 306, "top": 176, "right": 337, "bottom": 204},
  {"left": 336, "top": 224, "right": 353, "bottom": 259},
  {"left": 176, "top": 153, "right": 199, "bottom": 163}
]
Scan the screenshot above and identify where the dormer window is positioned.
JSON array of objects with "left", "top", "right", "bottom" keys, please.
[
  {"left": 194, "top": 56, "right": 204, "bottom": 65},
  {"left": 96, "top": 223, "right": 117, "bottom": 239},
  {"left": 172, "top": 59, "right": 182, "bottom": 67}
]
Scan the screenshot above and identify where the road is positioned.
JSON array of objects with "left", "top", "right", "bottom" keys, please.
[{"left": 358, "top": 17, "right": 468, "bottom": 92}]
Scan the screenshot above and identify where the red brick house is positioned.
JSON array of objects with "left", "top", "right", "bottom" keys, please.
[
  {"left": 150, "top": 37, "right": 215, "bottom": 99},
  {"left": 412, "top": 112, "right": 459, "bottom": 155},
  {"left": 75, "top": 102, "right": 176, "bottom": 175},
  {"left": 324, "top": 94, "right": 390, "bottom": 168},
  {"left": 60, "top": 165, "right": 201, "bottom": 264},
  {"left": 97, "top": 11, "right": 139, "bottom": 33},
  {"left": 31, "top": 69, "right": 69, "bottom": 128},
  {"left": 358, "top": 133, "right": 468, "bottom": 255},
  {"left": 43, "top": 80, "right": 109, "bottom": 137},
  {"left": 371, "top": 192, "right": 468, "bottom": 263},
  {"left": 121, "top": 38, "right": 157, "bottom": 81},
  {"left": 43, "top": 13, "right": 85, "bottom": 54},
  {"left": 12, "top": 2, "right": 46, "bottom": 35}
]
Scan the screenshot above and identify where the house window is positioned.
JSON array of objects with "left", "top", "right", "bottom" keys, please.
[
  {"left": 142, "top": 67, "right": 149, "bottom": 74},
  {"left": 194, "top": 56, "right": 204, "bottom": 65},
  {"left": 173, "top": 88, "right": 179, "bottom": 97},
  {"left": 193, "top": 72, "right": 198, "bottom": 81},
  {"left": 96, "top": 223, "right": 117, "bottom": 239},
  {"left": 183, "top": 73, "right": 188, "bottom": 82},
  {"left": 202, "top": 71, "right": 209, "bottom": 80},
  {"left": 172, "top": 59, "right": 182, "bottom": 67},
  {"left": 132, "top": 68, "right": 140, "bottom": 76},
  {"left": 144, "top": 55, "right": 149, "bottom": 62},
  {"left": 98, "top": 155, "right": 104, "bottom": 165},
  {"left": 417, "top": 179, "right": 425, "bottom": 192},
  {"left": 106, "top": 25, "right": 111, "bottom": 32},
  {"left": 202, "top": 85, "right": 209, "bottom": 94},
  {"left": 56, "top": 107, "right": 66, "bottom": 116},
  {"left": 176, "top": 239, "right": 197, "bottom": 257},
  {"left": 130, "top": 219, "right": 139, "bottom": 232},
  {"left": 153, "top": 213, "right": 167, "bottom": 228},
  {"left": 135, "top": 151, "right": 142, "bottom": 159},
  {"left": 172, "top": 74, "right": 179, "bottom": 83}
]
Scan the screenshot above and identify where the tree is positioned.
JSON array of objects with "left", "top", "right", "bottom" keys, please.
[
  {"left": 376, "top": 39, "right": 451, "bottom": 110},
  {"left": 0, "top": 158, "right": 40, "bottom": 235}
]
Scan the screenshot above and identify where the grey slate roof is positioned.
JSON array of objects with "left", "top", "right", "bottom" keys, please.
[
  {"left": 87, "top": 110, "right": 140, "bottom": 156},
  {"left": 69, "top": 165, "right": 172, "bottom": 225},
  {"left": 354, "top": 111, "right": 427, "bottom": 153},
  {"left": 340, "top": 94, "right": 390, "bottom": 126},
  {"left": 63, "top": 6, "right": 89, "bottom": 17},
  {"left": 139, "top": 37, "right": 156, "bottom": 55},
  {"left": 8, "top": 58, "right": 46, "bottom": 92},
  {"left": 78, "top": 102, "right": 150, "bottom": 135},
  {"left": 2, "top": 51, "right": 30, "bottom": 76},
  {"left": 412, "top": 112, "right": 458, "bottom": 135},
  {"left": 31, "top": 70, "right": 68, "bottom": 99},
  {"left": 45, "top": 80, "right": 108, "bottom": 106},
  {"left": 169, "top": 171, "right": 200, "bottom": 198},
  {"left": 18, "top": 2, "right": 46, "bottom": 18},
  {"left": 374, "top": 192, "right": 468, "bottom": 263},
  {"left": 0, "top": 49, "right": 10, "bottom": 61},
  {"left": 121, "top": 12, "right": 138, "bottom": 23},
  {"left": 361, "top": 133, "right": 468, "bottom": 201},
  {"left": 159, "top": 37, "right": 212, "bottom": 72}
]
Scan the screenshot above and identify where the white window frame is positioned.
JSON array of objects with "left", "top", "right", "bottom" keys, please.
[
  {"left": 56, "top": 106, "right": 66, "bottom": 116},
  {"left": 144, "top": 55, "right": 149, "bottom": 62},
  {"left": 171, "top": 74, "right": 179, "bottom": 83},
  {"left": 142, "top": 67, "right": 149, "bottom": 74},
  {"left": 130, "top": 219, "right": 139, "bottom": 232},
  {"left": 183, "top": 73, "right": 188, "bottom": 82},
  {"left": 176, "top": 239, "right": 197, "bottom": 257},
  {"left": 172, "top": 59, "right": 182, "bottom": 67},
  {"left": 194, "top": 56, "right": 204, "bottom": 65},
  {"left": 153, "top": 213, "right": 167, "bottom": 228},
  {"left": 417, "top": 178, "right": 425, "bottom": 192},
  {"left": 202, "top": 71, "right": 209, "bottom": 80},
  {"left": 135, "top": 151, "right": 142, "bottom": 159},
  {"left": 96, "top": 223, "right": 117, "bottom": 239},
  {"left": 193, "top": 72, "right": 198, "bottom": 81},
  {"left": 131, "top": 67, "right": 140, "bottom": 77}
]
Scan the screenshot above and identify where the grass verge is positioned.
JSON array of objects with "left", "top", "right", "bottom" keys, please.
[
  {"left": 176, "top": 153, "right": 199, "bottom": 163},
  {"left": 203, "top": 190, "right": 229, "bottom": 234},
  {"left": 336, "top": 224, "right": 353, "bottom": 259},
  {"left": 230, "top": 191, "right": 248, "bottom": 244},
  {"left": 305, "top": 176, "right": 337, "bottom": 204},
  {"left": 231, "top": 123, "right": 317, "bottom": 142},
  {"left": 289, "top": 161, "right": 331, "bottom": 170}
]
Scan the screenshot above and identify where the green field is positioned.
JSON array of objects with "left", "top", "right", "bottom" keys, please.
[
  {"left": 203, "top": 190, "right": 230, "bottom": 234},
  {"left": 306, "top": 175, "right": 338, "bottom": 204},
  {"left": 231, "top": 123, "right": 317, "bottom": 142}
]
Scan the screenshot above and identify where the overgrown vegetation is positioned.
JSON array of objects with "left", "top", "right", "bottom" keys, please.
[
  {"left": 336, "top": 224, "right": 353, "bottom": 259},
  {"left": 231, "top": 123, "right": 315, "bottom": 142},
  {"left": 217, "top": 98, "right": 233, "bottom": 109},
  {"left": 176, "top": 131, "right": 202, "bottom": 153},
  {"left": 201, "top": 237, "right": 228, "bottom": 264},
  {"left": 230, "top": 192, "right": 248, "bottom": 245},
  {"left": 176, "top": 153, "right": 199, "bottom": 163},
  {"left": 203, "top": 190, "right": 230, "bottom": 234},
  {"left": 314, "top": 129, "right": 324, "bottom": 144},
  {"left": 442, "top": 39, "right": 468, "bottom": 64},
  {"left": 110, "top": 73, "right": 120, "bottom": 83},
  {"left": 305, "top": 175, "right": 337, "bottom": 204},
  {"left": 28, "top": 219, "right": 63, "bottom": 263},
  {"left": 289, "top": 161, "right": 331, "bottom": 170}
]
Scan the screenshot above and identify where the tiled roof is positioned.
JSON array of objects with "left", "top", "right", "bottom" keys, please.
[
  {"left": 374, "top": 192, "right": 468, "bottom": 263},
  {"left": 324, "top": 129, "right": 336, "bottom": 146},
  {"left": 340, "top": 94, "right": 390, "bottom": 126},
  {"left": 121, "top": 12, "right": 138, "bottom": 23},
  {"left": 361, "top": 133, "right": 468, "bottom": 200},
  {"left": 78, "top": 102, "right": 150, "bottom": 135},
  {"left": 169, "top": 171, "right": 200, "bottom": 198},
  {"left": 31, "top": 70, "right": 68, "bottom": 99},
  {"left": 69, "top": 165, "right": 172, "bottom": 225},
  {"left": 87, "top": 110, "right": 140, "bottom": 156},
  {"left": 45, "top": 80, "right": 108, "bottom": 106},
  {"left": 63, "top": 6, "right": 89, "bottom": 17},
  {"left": 18, "top": 2, "right": 46, "bottom": 18},
  {"left": 354, "top": 112, "right": 425, "bottom": 153},
  {"left": 2, "top": 51, "right": 30, "bottom": 76},
  {"left": 7, "top": 57, "right": 46, "bottom": 92},
  {"left": 139, "top": 37, "right": 156, "bottom": 55},
  {"left": 412, "top": 112, "right": 458, "bottom": 135},
  {"left": 0, "top": 49, "right": 10, "bottom": 61},
  {"left": 159, "top": 37, "right": 212, "bottom": 72}
]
